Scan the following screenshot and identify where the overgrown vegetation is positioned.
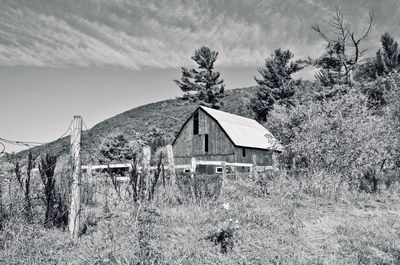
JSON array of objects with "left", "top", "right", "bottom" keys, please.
[{"left": 1, "top": 7, "right": 400, "bottom": 265}]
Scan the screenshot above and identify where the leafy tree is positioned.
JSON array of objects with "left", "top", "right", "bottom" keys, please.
[
  {"left": 99, "top": 133, "right": 141, "bottom": 164},
  {"left": 98, "top": 128, "right": 171, "bottom": 164},
  {"left": 98, "top": 133, "right": 142, "bottom": 199},
  {"left": 174, "top": 46, "right": 225, "bottom": 109},
  {"left": 251, "top": 49, "right": 305, "bottom": 122},
  {"left": 142, "top": 127, "right": 171, "bottom": 153},
  {"left": 312, "top": 8, "right": 373, "bottom": 86}
]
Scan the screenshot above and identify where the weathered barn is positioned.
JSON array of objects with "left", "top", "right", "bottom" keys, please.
[{"left": 172, "top": 106, "right": 283, "bottom": 173}]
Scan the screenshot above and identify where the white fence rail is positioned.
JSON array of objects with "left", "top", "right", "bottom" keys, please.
[
  {"left": 81, "top": 164, "right": 168, "bottom": 171},
  {"left": 80, "top": 160, "right": 255, "bottom": 172},
  {"left": 80, "top": 155, "right": 274, "bottom": 179},
  {"left": 195, "top": 160, "right": 253, "bottom": 167}
]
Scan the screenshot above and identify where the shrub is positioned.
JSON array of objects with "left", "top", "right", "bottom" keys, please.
[{"left": 266, "top": 87, "right": 395, "bottom": 195}]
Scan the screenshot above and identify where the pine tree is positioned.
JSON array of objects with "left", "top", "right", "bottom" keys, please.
[
  {"left": 250, "top": 89, "right": 275, "bottom": 122},
  {"left": 381, "top": 32, "right": 400, "bottom": 71},
  {"left": 314, "top": 43, "right": 347, "bottom": 86},
  {"left": 174, "top": 47, "right": 225, "bottom": 109},
  {"left": 251, "top": 49, "right": 305, "bottom": 122},
  {"left": 356, "top": 32, "right": 400, "bottom": 80},
  {"left": 372, "top": 33, "right": 400, "bottom": 77},
  {"left": 374, "top": 49, "right": 388, "bottom": 77}
]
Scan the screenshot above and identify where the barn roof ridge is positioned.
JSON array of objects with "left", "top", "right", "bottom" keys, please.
[{"left": 199, "top": 105, "right": 257, "bottom": 123}]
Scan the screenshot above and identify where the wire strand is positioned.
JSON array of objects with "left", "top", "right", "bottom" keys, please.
[
  {"left": 0, "top": 118, "right": 74, "bottom": 149},
  {"left": 82, "top": 120, "right": 105, "bottom": 153},
  {"left": 0, "top": 141, "right": 5, "bottom": 155}
]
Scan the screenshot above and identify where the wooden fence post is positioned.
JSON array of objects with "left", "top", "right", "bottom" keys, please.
[
  {"left": 190, "top": 157, "right": 196, "bottom": 178},
  {"left": 87, "top": 164, "right": 92, "bottom": 178},
  {"left": 272, "top": 152, "right": 278, "bottom": 172},
  {"left": 252, "top": 154, "right": 257, "bottom": 179},
  {"left": 69, "top": 115, "right": 82, "bottom": 240},
  {"left": 142, "top": 145, "right": 151, "bottom": 196},
  {"left": 166, "top": 145, "right": 176, "bottom": 186},
  {"left": 221, "top": 161, "right": 227, "bottom": 195},
  {"left": 221, "top": 161, "right": 227, "bottom": 181},
  {"left": 190, "top": 157, "right": 196, "bottom": 201}
]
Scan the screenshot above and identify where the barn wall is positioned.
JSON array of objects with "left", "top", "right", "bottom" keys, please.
[
  {"left": 173, "top": 108, "right": 278, "bottom": 168},
  {"left": 234, "top": 147, "right": 274, "bottom": 166},
  {"left": 173, "top": 108, "right": 236, "bottom": 165}
]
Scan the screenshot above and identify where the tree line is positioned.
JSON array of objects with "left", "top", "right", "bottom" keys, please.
[{"left": 174, "top": 8, "right": 400, "bottom": 122}]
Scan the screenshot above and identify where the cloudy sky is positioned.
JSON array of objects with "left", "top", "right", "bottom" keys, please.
[{"left": 1, "top": 0, "right": 399, "bottom": 152}]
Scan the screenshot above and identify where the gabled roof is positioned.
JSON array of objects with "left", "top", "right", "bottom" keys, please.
[{"left": 173, "top": 105, "right": 283, "bottom": 152}]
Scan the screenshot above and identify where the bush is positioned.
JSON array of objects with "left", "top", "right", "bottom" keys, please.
[
  {"left": 361, "top": 73, "right": 400, "bottom": 109},
  {"left": 266, "top": 86, "right": 397, "bottom": 195}
]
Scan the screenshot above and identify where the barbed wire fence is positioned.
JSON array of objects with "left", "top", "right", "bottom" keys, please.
[
  {"left": 0, "top": 112, "right": 250, "bottom": 240},
  {"left": 0, "top": 115, "right": 178, "bottom": 238}
]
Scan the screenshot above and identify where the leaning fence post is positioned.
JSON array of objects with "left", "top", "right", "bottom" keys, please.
[
  {"left": 166, "top": 145, "right": 176, "bottom": 186},
  {"left": 69, "top": 115, "right": 82, "bottom": 240}
]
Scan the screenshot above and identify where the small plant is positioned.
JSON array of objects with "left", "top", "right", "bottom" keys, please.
[
  {"left": 80, "top": 210, "right": 98, "bottom": 236},
  {"left": 206, "top": 227, "right": 235, "bottom": 254},
  {"left": 205, "top": 203, "right": 239, "bottom": 254}
]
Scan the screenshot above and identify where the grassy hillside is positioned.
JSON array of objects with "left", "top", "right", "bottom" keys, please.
[{"left": 18, "top": 87, "right": 257, "bottom": 161}]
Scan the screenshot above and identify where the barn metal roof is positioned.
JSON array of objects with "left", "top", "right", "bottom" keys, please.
[{"left": 200, "top": 106, "right": 284, "bottom": 152}]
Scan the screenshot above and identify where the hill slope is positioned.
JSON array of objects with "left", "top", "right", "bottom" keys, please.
[{"left": 19, "top": 87, "right": 257, "bottom": 162}]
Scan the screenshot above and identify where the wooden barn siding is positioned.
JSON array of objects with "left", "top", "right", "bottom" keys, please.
[
  {"left": 174, "top": 154, "right": 236, "bottom": 166},
  {"left": 234, "top": 147, "right": 274, "bottom": 166},
  {"left": 173, "top": 109, "right": 236, "bottom": 165},
  {"left": 173, "top": 108, "right": 277, "bottom": 167}
]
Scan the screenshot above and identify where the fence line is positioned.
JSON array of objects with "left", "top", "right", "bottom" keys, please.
[
  {"left": 81, "top": 164, "right": 172, "bottom": 171},
  {"left": 80, "top": 160, "right": 255, "bottom": 173},
  {"left": 195, "top": 160, "right": 253, "bottom": 167},
  {"left": 79, "top": 155, "right": 274, "bottom": 183}
]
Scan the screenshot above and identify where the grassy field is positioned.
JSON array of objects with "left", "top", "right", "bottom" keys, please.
[{"left": 1, "top": 176, "right": 400, "bottom": 265}]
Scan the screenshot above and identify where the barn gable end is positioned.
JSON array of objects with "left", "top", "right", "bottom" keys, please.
[
  {"left": 173, "top": 108, "right": 236, "bottom": 165},
  {"left": 172, "top": 106, "right": 282, "bottom": 167}
]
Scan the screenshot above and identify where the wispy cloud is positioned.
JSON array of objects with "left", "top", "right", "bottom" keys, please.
[{"left": 0, "top": 0, "right": 398, "bottom": 69}]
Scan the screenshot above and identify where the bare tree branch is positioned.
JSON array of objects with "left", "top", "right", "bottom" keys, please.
[{"left": 312, "top": 8, "right": 374, "bottom": 85}]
